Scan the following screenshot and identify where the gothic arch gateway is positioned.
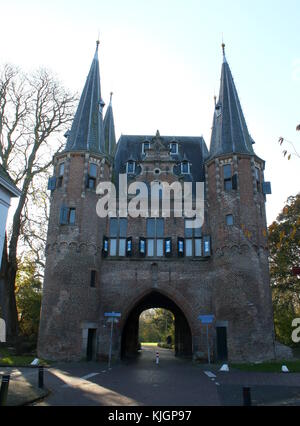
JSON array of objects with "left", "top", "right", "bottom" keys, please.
[
  {"left": 121, "top": 291, "right": 193, "bottom": 358},
  {"left": 38, "top": 42, "right": 276, "bottom": 363}
]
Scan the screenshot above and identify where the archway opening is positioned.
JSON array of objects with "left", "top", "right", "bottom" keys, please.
[
  {"left": 139, "top": 308, "right": 175, "bottom": 349},
  {"left": 121, "top": 291, "right": 192, "bottom": 359}
]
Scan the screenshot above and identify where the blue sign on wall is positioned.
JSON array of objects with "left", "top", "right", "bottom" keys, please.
[
  {"left": 104, "top": 312, "right": 121, "bottom": 318},
  {"left": 198, "top": 315, "right": 214, "bottom": 324}
]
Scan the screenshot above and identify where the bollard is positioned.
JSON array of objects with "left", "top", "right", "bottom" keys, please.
[
  {"left": 0, "top": 375, "right": 10, "bottom": 406},
  {"left": 38, "top": 366, "right": 44, "bottom": 389},
  {"left": 156, "top": 351, "right": 159, "bottom": 365},
  {"left": 243, "top": 387, "right": 252, "bottom": 406}
]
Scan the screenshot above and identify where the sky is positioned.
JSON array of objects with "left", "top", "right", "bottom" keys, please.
[{"left": 1, "top": 0, "right": 299, "bottom": 224}]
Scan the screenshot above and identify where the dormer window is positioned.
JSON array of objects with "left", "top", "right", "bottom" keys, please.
[
  {"left": 170, "top": 142, "right": 178, "bottom": 155},
  {"left": 126, "top": 161, "right": 136, "bottom": 175},
  {"left": 142, "top": 142, "right": 150, "bottom": 154},
  {"left": 181, "top": 161, "right": 190, "bottom": 175}
]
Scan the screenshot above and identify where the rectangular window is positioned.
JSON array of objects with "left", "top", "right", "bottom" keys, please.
[
  {"left": 156, "top": 239, "right": 164, "bottom": 257},
  {"left": 110, "top": 239, "right": 117, "bottom": 256},
  {"left": 147, "top": 239, "right": 154, "bottom": 257},
  {"left": 89, "top": 163, "right": 97, "bottom": 178},
  {"left": 142, "top": 142, "right": 150, "bottom": 154},
  {"left": 255, "top": 167, "right": 261, "bottom": 192},
  {"left": 108, "top": 218, "right": 128, "bottom": 257},
  {"left": 223, "top": 164, "right": 231, "bottom": 179},
  {"left": 119, "top": 218, "right": 128, "bottom": 237},
  {"left": 109, "top": 218, "right": 118, "bottom": 237},
  {"left": 86, "top": 163, "right": 97, "bottom": 190},
  {"left": 69, "top": 208, "right": 76, "bottom": 225},
  {"left": 226, "top": 214, "right": 234, "bottom": 226},
  {"left": 181, "top": 162, "right": 190, "bottom": 174},
  {"left": 60, "top": 206, "right": 76, "bottom": 225},
  {"left": 127, "top": 162, "right": 136, "bottom": 174},
  {"left": 57, "top": 163, "right": 64, "bottom": 188},
  {"left": 119, "top": 239, "right": 126, "bottom": 256},
  {"left": 170, "top": 143, "right": 178, "bottom": 154},
  {"left": 156, "top": 218, "right": 164, "bottom": 237},
  {"left": 146, "top": 218, "right": 156, "bottom": 238},
  {"left": 195, "top": 239, "right": 202, "bottom": 257},
  {"left": 185, "top": 239, "right": 193, "bottom": 257},
  {"left": 223, "top": 164, "right": 232, "bottom": 191},
  {"left": 184, "top": 220, "right": 203, "bottom": 257},
  {"left": 59, "top": 163, "right": 65, "bottom": 176},
  {"left": 146, "top": 218, "right": 165, "bottom": 257}
]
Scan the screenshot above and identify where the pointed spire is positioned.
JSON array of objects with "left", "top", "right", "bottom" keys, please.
[
  {"left": 103, "top": 92, "right": 116, "bottom": 155},
  {"left": 65, "top": 41, "right": 105, "bottom": 154},
  {"left": 209, "top": 46, "right": 255, "bottom": 159}
]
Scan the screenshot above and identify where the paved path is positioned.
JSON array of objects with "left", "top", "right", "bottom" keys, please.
[
  {"left": 34, "top": 346, "right": 220, "bottom": 406},
  {"left": 29, "top": 346, "right": 300, "bottom": 406}
]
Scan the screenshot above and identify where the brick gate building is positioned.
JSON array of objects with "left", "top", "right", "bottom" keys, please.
[{"left": 38, "top": 42, "right": 276, "bottom": 363}]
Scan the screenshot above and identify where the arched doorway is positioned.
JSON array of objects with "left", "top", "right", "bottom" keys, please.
[{"left": 121, "top": 291, "right": 192, "bottom": 359}]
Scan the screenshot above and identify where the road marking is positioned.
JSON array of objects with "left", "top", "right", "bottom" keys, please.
[
  {"left": 81, "top": 373, "right": 100, "bottom": 380},
  {"left": 61, "top": 372, "right": 99, "bottom": 388},
  {"left": 215, "top": 382, "right": 220, "bottom": 386},
  {"left": 204, "top": 371, "right": 216, "bottom": 378}
]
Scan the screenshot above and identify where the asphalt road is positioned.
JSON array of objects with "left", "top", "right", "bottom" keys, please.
[
  {"left": 33, "top": 346, "right": 220, "bottom": 406},
  {"left": 23, "top": 345, "right": 300, "bottom": 406}
]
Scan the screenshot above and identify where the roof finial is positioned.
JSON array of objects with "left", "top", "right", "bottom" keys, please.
[
  {"left": 221, "top": 38, "right": 227, "bottom": 63},
  {"left": 110, "top": 92, "right": 113, "bottom": 104},
  {"left": 96, "top": 39, "right": 100, "bottom": 49},
  {"left": 214, "top": 94, "right": 217, "bottom": 106}
]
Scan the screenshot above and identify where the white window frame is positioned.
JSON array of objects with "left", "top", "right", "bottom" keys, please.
[
  {"left": 181, "top": 162, "right": 190, "bottom": 175},
  {"left": 142, "top": 142, "right": 150, "bottom": 154},
  {"left": 170, "top": 142, "right": 178, "bottom": 155},
  {"left": 126, "top": 161, "right": 136, "bottom": 174}
]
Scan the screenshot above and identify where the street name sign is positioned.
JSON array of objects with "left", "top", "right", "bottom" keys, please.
[{"left": 198, "top": 315, "right": 214, "bottom": 324}]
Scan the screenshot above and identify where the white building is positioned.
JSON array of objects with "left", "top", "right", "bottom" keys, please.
[{"left": 0, "top": 165, "right": 21, "bottom": 270}]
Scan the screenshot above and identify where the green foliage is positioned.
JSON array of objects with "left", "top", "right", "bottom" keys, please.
[
  {"left": 231, "top": 360, "right": 300, "bottom": 373},
  {"left": 15, "top": 258, "right": 42, "bottom": 342},
  {"left": 268, "top": 194, "right": 300, "bottom": 347},
  {"left": 139, "top": 309, "right": 175, "bottom": 344}
]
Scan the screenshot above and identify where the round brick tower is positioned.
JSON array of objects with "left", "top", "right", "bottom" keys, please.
[
  {"left": 205, "top": 45, "right": 275, "bottom": 361},
  {"left": 38, "top": 42, "right": 114, "bottom": 360}
]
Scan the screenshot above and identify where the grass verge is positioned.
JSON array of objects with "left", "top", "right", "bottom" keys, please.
[{"left": 0, "top": 346, "right": 51, "bottom": 367}]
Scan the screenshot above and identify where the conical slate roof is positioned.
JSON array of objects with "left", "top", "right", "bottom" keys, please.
[
  {"left": 103, "top": 92, "right": 116, "bottom": 156},
  {"left": 65, "top": 42, "right": 105, "bottom": 154},
  {"left": 209, "top": 45, "right": 255, "bottom": 159}
]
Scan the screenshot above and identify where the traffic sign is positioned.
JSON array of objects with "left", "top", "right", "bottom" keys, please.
[
  {"left": 104, "top": 312, "right": 121, "bottom": 318},
  {"left": 198, "top": 315, "right": 214, "bottom": 324}
]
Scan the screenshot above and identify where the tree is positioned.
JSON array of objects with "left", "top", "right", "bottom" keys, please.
[
  {"left": 278, "top": 124, "right": 300, "bottom": 160},
  {"left": 139, "top": 309, "right": 175, "bottom": 343},
  {"left": 268, "top": 193, "right": 300, "bottom": 346},
  {"left": 0, "top": 64, "right": 76, "bottom": 339},
  {"left": 15, "top": 257, "right": 42, "bottom": 341}
]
